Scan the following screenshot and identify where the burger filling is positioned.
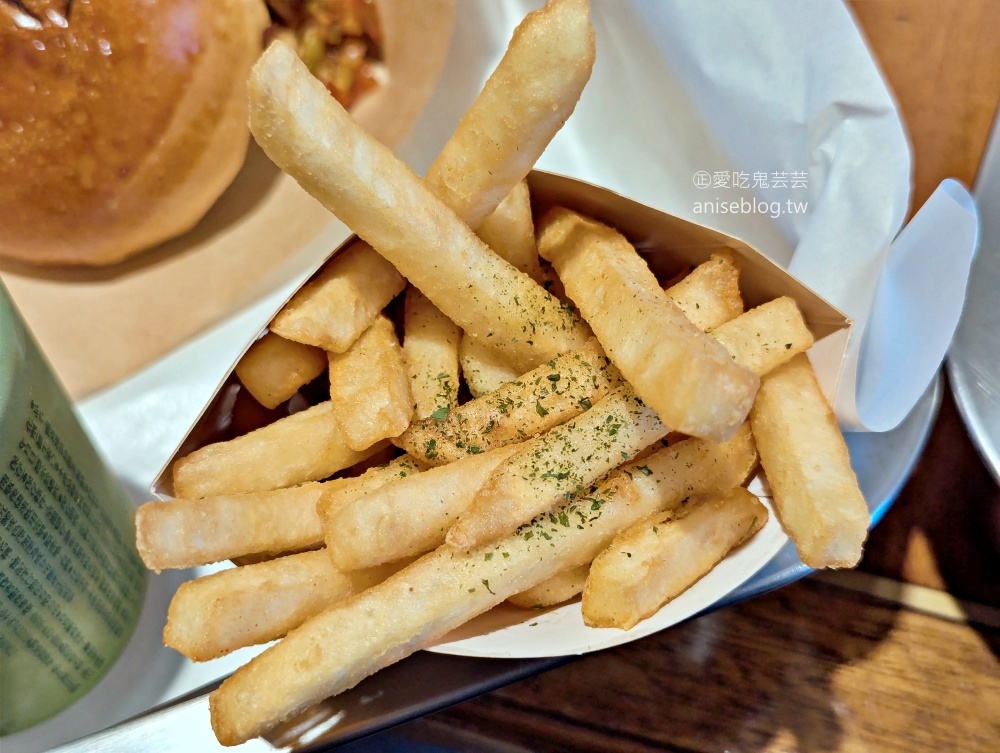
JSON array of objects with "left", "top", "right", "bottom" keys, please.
[{"left": 265, "top": 0, "right": 383, "bottom": 109}]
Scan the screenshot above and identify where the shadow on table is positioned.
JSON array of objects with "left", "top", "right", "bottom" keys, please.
[
  {"left": 860, "top": 376, "right": 1000, "bottom": 660},
  {"left": 332, "top": 570, "right": 1000, "bottom": 752}
]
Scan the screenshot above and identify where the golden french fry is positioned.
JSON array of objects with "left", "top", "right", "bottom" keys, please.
[
  {"left": 749, "top": 353, "right": 868, "bottom": 568},
  {"left": 425, "top": 0, "right": 595, "bottom": 229},
  {"left": 136, "top": 482, "right": 326, "bottom": 571},
  {"left": 315, "top": 454, "right": 425, "bottom": 521},
  {"left": 582, "top": 487, "right": 768, "bottom": 629},
  {"left": 664, "top": 251, "right": 744, "bottom": 331},
  {"left": 451, "top": 250, "right": 747, "bottom": 410},
  {"left": 139, "top": 454, "right": 427, "bottom": 571},
  {"left": 209, "top": 426, "right": 756, "bottom": 746},
  {"left": 164, "top": 550, "right": 406, "bottom": 662},
  {"left": 710, "top": 296, "right": 814, "bottom": 376},
  {"left": 326, "top": 445, "right": 520, "bottom": 571},
  {"left": 397, "top": 338, "right": 619, "bottom": 466},
  {"left": 402, "top": 287, "right": 461, "bottom": 420},
  {"left": 507, "top": 563, "right": 589, "bottom": 608},
  {"left": 270, "top": 240, "right": 405, "bottom": 352},
  {"left": 145, "top": 0, "right": 862, "bottom": 744},
  {"left": 451, "top": 182, "right": 546, "bottom": 397},
  {"left": 446, "top": 256, "right": 757, "bottom": 442},
  {"left": 458, "top": 335, "right": 522, "bottom": 397},
  {"left": 446, "top": 385, "right": 669, "bottom": 551},
  {"left": 461, "top": 181, "right": 551, "bottom": 392},
  {"left": 328, "top": 314, "right": 413, "bottom": 450},
  {"left": 172, "top": 402, "right": 388, "bottom": 498},
  {"left": 234, "top": 333, "right": 327, "bottom": 410},
  {"left": 249, "top": 43, "right": 590, "bottom": 375},
  {"left": 475, "top": 181, "right": 543, "bottom": 282},
  {"left": 537, "top": 207, "right": 758, "bottom": 441}
]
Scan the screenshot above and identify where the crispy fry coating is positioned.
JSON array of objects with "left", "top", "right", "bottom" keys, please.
[
  {"left": 537, "top": 207, "right": 758, "bottom": 441},
  {"left": 172, "top": 402, "right": 388, "bottom": 498},
  {"left": 235, "top": 333, "right": 327, "bottom": 409},
  {"left": 328, "top": 314, "right": 413, "bottom": 450},
  {"left": 582, "top": 487, "right": 767, "bottom": 629},
  {"left": 403, "top": 287, "right": 461, "bottom": 420},
  {"left": 397, "top": 338, "right": 620, "bottom": 466},
  {"left": 749, "top": 354, "right": 868, "bottom": 568},
  {"left": 270, "top": 240, "right": 405, "bottom": 353}
]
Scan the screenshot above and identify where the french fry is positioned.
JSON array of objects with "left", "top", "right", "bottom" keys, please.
[
  {"left": 397, "top": 338, "right": 619, "bottom": 466},
  {"left": 458, "top": 336, "right": 522, "bottom": 397},
  {"left": 537, "top": 207, "right": 759, "bottom": 441},
  {"left": 457, "top": 182, "right": 542, "bottom": 392},
  {"left": 402, "top": 287, "right": 461, "bottom": 420},
  {"left": 327, "top": 314, "right": 413, "bottom": 450},
  {"left": 507, "top": 563, "right": 589, "bottom": 609},
  {"left": 271, "top": 5, "right": 578, "bottom": 404},
  {"left": 326, "top": 444, "right": 521, "bottom": 571},
  {"left": 749, "top": 353, "right": 868, "bottom": 568},
  {"left": 315, "top": 454, "right": 425, "bottom": 521},
  {"left": 424, "top": 0, "right": 595, "bottom": 229},
  {"left": 581, "top": 487, "right": 768, "bottom": 629},
  {"left": 452, "top": 253, "right": 748, "bottom": 401},
  {"left": 164, "top": 550, "right": 406, "bottom": 662},
  {"left": 136, "top": 482, "right": 326, "bottom": 571},
  {"left": 428, "top": 268, "right": 759, "bottom": 459},
  {"left": 262, "top": 0, "right": 592, "bottom": 372},
  {"left": 418, "top": 280, "right": 776, "bottom": 470},
  {"left": 446, "top": 385, "right": 669, "bottom": 551},
  {"left": 172, "top": 402, "right": 388, "bottom": 498},
  {"left": 209, "top": 426, "right": 757, "bottom": 745},
  {"left": 475, "top": 181, "right": 543, "bottom": 283},
  {"left": 710, "top": 296, "right": 814, "bottom": 376},
  {"left": 664, "top": 251, "right": 744, "bottom": 331},
  {"left": 249, "top": 43, "right": 590, "bottom": 375},
  {"left": 270, "top": 240, "right": 405, "bottom": 352},
  {"left": 141, "top": 454, "right": 429, "bottom": 571},
  {"left": 234, "top": 333, "right": 327, "bottom": 409}
]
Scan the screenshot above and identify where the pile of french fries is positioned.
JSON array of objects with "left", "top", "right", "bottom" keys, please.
[{"left": 134, "top": 0, "right": 870, "bottom": 745}]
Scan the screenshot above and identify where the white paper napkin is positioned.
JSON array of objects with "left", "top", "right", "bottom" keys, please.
[{"left": 400, "top": 0, "right": 979, "bottom": 431}]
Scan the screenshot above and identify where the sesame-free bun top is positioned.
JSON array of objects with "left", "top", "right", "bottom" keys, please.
[{"left": 0, "top": 0, "right": 269, "bottom": 266}]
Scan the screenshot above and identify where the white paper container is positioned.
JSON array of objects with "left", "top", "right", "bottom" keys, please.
[{"left": 150, "top": 170, "right": 851, "bottom": 658}]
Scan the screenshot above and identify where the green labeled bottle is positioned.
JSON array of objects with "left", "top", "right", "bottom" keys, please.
[{"left": 0, "top": 280, "right": 147, "bottom": 735}]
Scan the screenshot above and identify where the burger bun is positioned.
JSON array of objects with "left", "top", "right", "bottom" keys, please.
[{"left": 0, "top": 0, "right": 270, "bottom": 266}]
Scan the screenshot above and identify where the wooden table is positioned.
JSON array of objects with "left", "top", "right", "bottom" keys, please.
[
  {"left": 342, "top": 3, "right": 1000, "bottom": 750},
  {"left": 848, "top": 0, "right": 1000, "bottom": 607}
]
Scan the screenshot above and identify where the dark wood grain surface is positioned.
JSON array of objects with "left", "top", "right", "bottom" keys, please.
[
  {"left": 861, "top": 384, "right": 1000, "bottom": 605},
  {"left": 391, "top": 581, "right": 1000, "bottom": 753}
]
